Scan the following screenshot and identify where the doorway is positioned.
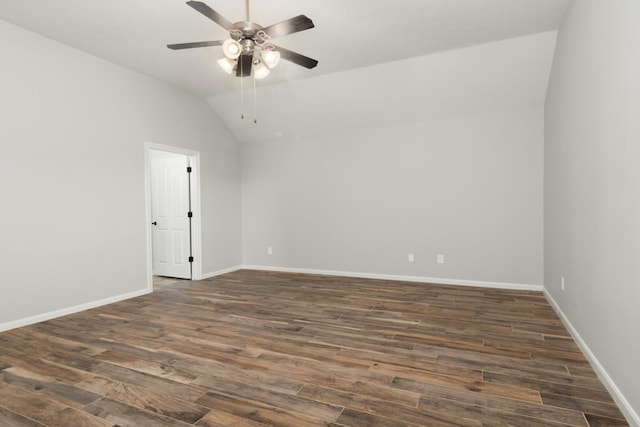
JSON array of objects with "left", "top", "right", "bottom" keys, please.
[{"left": 144, "top": 143, "right": 202, "bottom": 290}]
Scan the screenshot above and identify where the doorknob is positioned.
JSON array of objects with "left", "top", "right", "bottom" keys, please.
[{"left": 152, "top": 221, "right": 157, "bottom": 226}]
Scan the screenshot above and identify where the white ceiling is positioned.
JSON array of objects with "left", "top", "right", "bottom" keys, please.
[
  {"left": 209, "top": 30, "right": 558, "bottom": 142},
  {"left": 1, "top": 0, "right": 568, "bottom": 142},
  {"left": 1, "top": 0, "right": 569, "bottom": 98}
]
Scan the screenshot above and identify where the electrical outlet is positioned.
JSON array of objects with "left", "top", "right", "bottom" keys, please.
[
  {"left": 408, "top": 253, "right": 414, "bottom": 262},
  {"left": 437, "top": 254, "right": 444, "bottom": 264},
  {"left": 267, "top": 247, "right": 273, "bottom": 255},
  {"left": 561, "top": 276, "right": 565, "bottom": 291}
]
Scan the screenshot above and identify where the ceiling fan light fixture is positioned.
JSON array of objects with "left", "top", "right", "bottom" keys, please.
[
  {"left": 169, "top": 0, "right": 318, "bottom": 123},
  {"left": 253, "top": 61, "right": 271, "bottom": 79},
  {"left": 262, "top": 50, "right": 280, "bottom": 69},
  {"left": 222, "top": 39, "right": 242, "bottom": 59},
  {"left": 217, "top": 57, "right": 236, "bottom": 74}
]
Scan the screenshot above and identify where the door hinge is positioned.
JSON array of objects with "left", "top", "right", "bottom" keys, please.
[
  {"left": 187, "top": 166, "right": 192, "bottom": 173},
  {"left": 187, "top": 211, "right": 193, "bottom": 218},
  {"left": 188, "top": 256, "right": 194, "bottom": 263}
]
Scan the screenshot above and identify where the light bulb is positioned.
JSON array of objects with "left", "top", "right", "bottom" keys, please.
[{"left": 222, "top": 39, "right": 242, "bottom": 59}]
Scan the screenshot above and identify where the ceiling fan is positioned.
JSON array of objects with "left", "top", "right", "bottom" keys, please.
[{"left": 167, "top": 0, "right": 318, "bottom": 79}]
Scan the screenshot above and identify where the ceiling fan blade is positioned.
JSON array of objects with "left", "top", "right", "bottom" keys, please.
[
  {"left": 167, "top": 40, "right": 224, "bottom": 50},
  {"left": 273, "top": 45, "right": 318, "bottom": 69},
  {"left": 186, "top": 1, "right": 234, "bottom": 30},
  {"left": 236, "top": 54, "right": 253, "bottom": 77},
  {"left": 262, "top": 15, "right": 314, "bottom": 39}
]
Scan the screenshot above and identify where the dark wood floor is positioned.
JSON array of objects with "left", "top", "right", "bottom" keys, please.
[{"left": 0, "top": 270, "right": 628, "bottom": 426}]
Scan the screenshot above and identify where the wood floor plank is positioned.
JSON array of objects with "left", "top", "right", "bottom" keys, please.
[
  {"left": 566, "top": 364, "right": 601, "bottom": 379},
  {"left": 541, "top": 392, "right": 626, "bottom": 421},
  {"left": 335, "top": 407, "right": 467, "bottom": 427},
  {"left": 437, "top": 353, "right": 580, "bottom": 382},
  {"left": 95, "top": 350, "right": 200, "bottom": 384},
  {"left": 77, "top": 375, "right": 211, "bottom": 423},
  {"left": 1, "top": 366, "right": 100, "bottom": 409},
  {"left": 0, "top": 381, "right": 109, "bottom": 427},
  {"left": 194, "top": 391, "right": 336, "bottom": 426},
  {"left": 585, "top": 413, "right": 630, "bottom": 427},
  {"left": 0, "top": 270, "right": 628, "bottom": 426},
  {"left": 483, "top": 371, "right": 614, "bottom": 402},
  {"left": 40, "top": 407, "right": 114, "bottom": 427},
  {"left": 195, "top": 409, "right": 270, "bottom": 427},
  {"left": 0, "top": 353, "right": 94, "bottom": 385},
  {"left": 259, "top": 353, "right": 421, "bottom": 406},
  {"left": 90, "top": 361, "right": 209, "bottom": 403},
  {"left": 392, "top": 378, "right": 588, "bottom": 426},
  {"left": 0, "top": 406, "right": 47, "bottom": 427},
  {"left": 196, "top": 383, "right": 344, "bottom": 421},
  {"left": 84, "top": 397, "right": 195, "bottom": 426},
  {"left": 298, "top": 384, "right": 482, "bottom": 427},
  {"left": 371, "top": 363, "right": 542, "bottom": 404}
]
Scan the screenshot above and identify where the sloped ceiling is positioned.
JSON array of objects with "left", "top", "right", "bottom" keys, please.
[
  {"left": 0, "top": 0, "right": 569, "bottom": 141},
  {"left": 208, "top": 31, "right": 558, "bottom": 142}
]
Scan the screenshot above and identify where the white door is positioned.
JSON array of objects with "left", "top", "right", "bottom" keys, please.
[{"left": 150, "top": 154, "right": 191, "bottom": 279}]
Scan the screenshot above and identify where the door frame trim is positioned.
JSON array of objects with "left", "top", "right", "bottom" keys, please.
[{"left": 144, "top": 142, "right": 203, "bottom": 291}]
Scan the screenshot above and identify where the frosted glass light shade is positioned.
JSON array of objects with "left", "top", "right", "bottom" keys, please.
[
  {"left": 254, "top": 62, "right": 270, "bottom": 79},
  {"left": 222, "top": 39, "right": 242, "bottom": 59},
  {"left": 263, "top": 50, "right": 280, "bottom": 69},
  {"left": 217, "top": 57, "right": 236, "bottom": 74}
]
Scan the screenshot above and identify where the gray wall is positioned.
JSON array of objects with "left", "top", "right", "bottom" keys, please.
[
  {"left": 242, "top": 107, "right": 544, "bottom": 286},
  {"left": 238, "top": 33, "right": 556, "bottom": 288},
  {"left": 0, "top": 20, "right": 241, "bottom": 328},
  {"left": 544, "top": 0, "right": 640, "bottom": 420}
]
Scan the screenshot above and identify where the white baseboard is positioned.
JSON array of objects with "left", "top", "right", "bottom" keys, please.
[
  {"left": 0, "top": 263, "right": 242, "bottom": 333},
  {"left": 241, "top": 265, "right": 543, "bottom": 291},
  {"left": 0, "top": 288, "right": 151, "bottom": 333},
  {"left": 544, "top": 290, "right": 639, "bottom": 427},
  {"left": 201, "top": 265, "right": 243, "bottom": 280}
]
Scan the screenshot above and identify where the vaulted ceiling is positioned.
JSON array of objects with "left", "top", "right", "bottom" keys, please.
[{"left": 0, "top": 0, "right": 569, "bottom": 141}]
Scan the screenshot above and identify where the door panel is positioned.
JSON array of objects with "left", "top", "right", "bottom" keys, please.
[{"left": 150, "top": 154, "right": 191, "bottom": 279}]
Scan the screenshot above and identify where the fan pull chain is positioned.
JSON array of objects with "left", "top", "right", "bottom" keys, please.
[
  {"left": 253, "top": 72, "right": 257, "bottom": 124},
  {"left": 240, "top": 57, "right": 244, "bottom": 120}
]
